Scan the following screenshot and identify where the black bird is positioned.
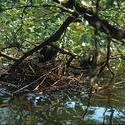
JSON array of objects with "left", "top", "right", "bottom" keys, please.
[
  {"left": 79, "top": 55, "right": 96, "bottom": 70},
  {"left": 39, "top": 45, "right": 58, "bottom": 63}
]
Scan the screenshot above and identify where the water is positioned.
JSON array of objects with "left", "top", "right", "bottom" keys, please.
[{"left": 0, "top": 86, "right": 125, "bottom": 125}]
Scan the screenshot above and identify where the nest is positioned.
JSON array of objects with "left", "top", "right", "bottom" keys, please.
[{"left": 0, "top": 58, "right": 88, "bottom": 96}]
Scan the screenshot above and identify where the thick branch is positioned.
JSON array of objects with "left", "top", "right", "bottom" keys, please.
[
  {"left": 50, "top": 44, "right": 76, "bottom": 57},
  {"left": 54, "top": 0, "right": 125, "bottom": 42},
  {"left": 75, "top": 3, "right": 125, "bottom": 41},
  {"left": 9, "top": 14, "right": 77, "bottom": 72},
  {"left": 83, "top": 14, "right": 125, "bottom": 41}
]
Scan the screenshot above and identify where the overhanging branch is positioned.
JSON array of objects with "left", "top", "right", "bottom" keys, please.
[
  {"left": 54, "top": 0, "right": 125, "bottom": 42},
  {"left": 9, "top": 13, "right": 77, "bottom": 72}
]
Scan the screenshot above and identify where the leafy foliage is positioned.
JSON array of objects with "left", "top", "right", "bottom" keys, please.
[{"left": 0, "top": 0, "right": 125, "bottom": 67}]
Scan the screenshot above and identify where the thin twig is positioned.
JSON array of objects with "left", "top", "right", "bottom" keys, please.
[{"left": 0, "top": 52, "right": 18, "bottom": 61}]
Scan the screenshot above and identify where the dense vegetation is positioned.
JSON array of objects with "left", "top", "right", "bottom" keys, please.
[
  {"left": 0, "top": 0, "right": 125, "bottom": 124},
  {"left": 0, "top": 0, "right": 125, "bottom": 92}
]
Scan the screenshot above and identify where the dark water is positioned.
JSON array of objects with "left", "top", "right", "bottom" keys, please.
[{"left": 0, "top": 85, "right": 125, "bottom": 125}]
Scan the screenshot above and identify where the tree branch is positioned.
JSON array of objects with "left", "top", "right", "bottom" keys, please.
[
  {"left": 9, "top": 13, "right": 77, "bottom": 72},
  {"left": 0, "top": 52, "right": 18, "bottom": 61},
  {"left": 54, "top": 0, "right": 125, "bottom": 42}
]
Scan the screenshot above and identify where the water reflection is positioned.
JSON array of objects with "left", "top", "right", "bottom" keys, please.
[
  {"left": 65, "top": 101, "right": 76, "bottom": 108},
  {"left": 0, "top": 88, "right": 125, "bottom": 125}
]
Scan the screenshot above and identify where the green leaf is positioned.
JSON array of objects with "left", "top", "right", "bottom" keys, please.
[
  {"left": 0, "top": 97, "right": 3, "bottom": 105},
  {"left": 106, "top": 0, "right": 115, "bottom": 8},
  {"left": 120, "top": 55, "right": 125, "bottom": 60},
  {"left": 80, "top": 34, "right": 88, "bottom": 43}
]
